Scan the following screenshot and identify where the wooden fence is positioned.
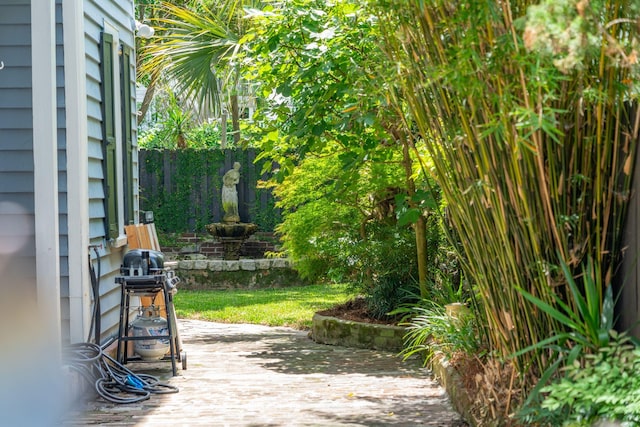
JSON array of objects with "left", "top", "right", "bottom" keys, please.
[
  {"left": 618, "top": 140, "right": 640, "bottom": 338},
  {"left": 138, "top": 148, "right": 280, "bottom": 233}
]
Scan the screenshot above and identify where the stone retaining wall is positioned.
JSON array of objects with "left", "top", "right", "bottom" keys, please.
[
  {"left": 310, "top": 313, "right": 406, "bottom": 352},
  {"left": 168, "top": 258, "right": 307, "bottom": 290},
  {"left": 430, "top": 355, "right": 478, "bottom": 426}
]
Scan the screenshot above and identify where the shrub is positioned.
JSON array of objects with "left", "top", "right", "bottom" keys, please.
[
  {"left": 519, "top": 331, "right": 640, "bottom": 426},
  {"left": 399, "top": 300, "right": 480, "bottom": 366},
  {"left": 354, "top": 224, "right": 421, "bottom": 319}
]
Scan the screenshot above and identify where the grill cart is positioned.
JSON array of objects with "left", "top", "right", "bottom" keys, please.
[{"left": 116, "top": 249, "right": 185, "bottom": 376}]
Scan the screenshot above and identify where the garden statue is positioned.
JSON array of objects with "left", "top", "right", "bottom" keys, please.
[
  {"left": 206, "top": 161, "right": 257, "bottom": 260},
  {"left": 222, "top": 162, "right": 241, "bottom": 223}
]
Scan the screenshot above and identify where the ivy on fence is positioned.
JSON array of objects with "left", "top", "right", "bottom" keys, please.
[{"left": 139, "top": 148, "right": 281, "bottom": 233}]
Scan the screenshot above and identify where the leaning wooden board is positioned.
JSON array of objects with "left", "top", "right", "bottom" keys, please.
[{"left": 124, "top": 223, "right": 161, "bottom": 251}]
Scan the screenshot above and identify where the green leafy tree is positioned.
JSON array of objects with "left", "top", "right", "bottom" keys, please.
[
  {"left": 243, "top": 0, "right": 439, "bottom": 298},
  {"left": 270, "top": 144, "right": 406, "bottom": 275}
]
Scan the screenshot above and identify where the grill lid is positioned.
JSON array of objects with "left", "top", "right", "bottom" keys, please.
[{"left": 121, "top": 249, "right": 164, "bottom": 275}]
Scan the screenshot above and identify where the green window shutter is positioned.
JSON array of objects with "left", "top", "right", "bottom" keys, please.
[
  {"left": 120, "top": 44, "right": 134, "bottom": 224},
  {"left": 100, "top": 32, "right": 119, "bottom": 239}
]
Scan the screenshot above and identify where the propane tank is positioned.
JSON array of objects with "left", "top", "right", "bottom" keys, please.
[{"left": 131, "top": 306, "right": 170, "bottom": 361}]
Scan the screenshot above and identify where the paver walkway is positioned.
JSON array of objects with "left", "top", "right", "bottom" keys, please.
[{"left": 67, "top": 319, "right": 467, "bottom": 426}]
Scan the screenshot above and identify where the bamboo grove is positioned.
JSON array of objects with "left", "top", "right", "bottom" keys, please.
[{"left": 377, "top": 0, "right": 640, "bottom": 387}]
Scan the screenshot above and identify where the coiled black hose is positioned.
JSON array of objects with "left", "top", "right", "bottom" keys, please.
[{"left": 63, "top": 342, "right": 178, "bottom": 404}]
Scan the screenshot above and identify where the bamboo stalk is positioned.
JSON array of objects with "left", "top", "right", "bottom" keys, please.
[{"left": 377, "top": 0, "right": 640, "bottom": 392}]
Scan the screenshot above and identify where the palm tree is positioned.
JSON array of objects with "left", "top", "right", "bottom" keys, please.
[{"left": 141, "top": 0, "right": 260, "bottom": 146}]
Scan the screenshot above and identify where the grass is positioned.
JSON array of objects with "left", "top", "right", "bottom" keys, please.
[{"left": 173, "top": 283, "right": 354, "bottom": 330}]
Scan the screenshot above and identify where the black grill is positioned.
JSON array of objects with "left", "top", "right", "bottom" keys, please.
[{"left": 120, "top": 249, "right": 165, "bottom": 276}]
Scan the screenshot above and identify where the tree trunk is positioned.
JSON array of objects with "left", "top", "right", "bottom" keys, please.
[
  {"left": 401, "top": 137, "right": 429, "bottom": 298},
  {"left": 231, "top": 93, "right": 240, "bottom": 145},
  {"left": 414, "top": 214, "right": 428, "bottom": 298},
  {"left": 137, "top": 68, "right": 160, "bottom": 125},
  {"left": 382, "top": 117, "right": 430, "bottom": 298},
  {"left": 220, "top": 110, "right": 228, "bottom": 149}
]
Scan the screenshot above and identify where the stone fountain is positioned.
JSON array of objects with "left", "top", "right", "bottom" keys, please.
[{"left": 206, "top": 162, "right": 258, "bottom": 260}]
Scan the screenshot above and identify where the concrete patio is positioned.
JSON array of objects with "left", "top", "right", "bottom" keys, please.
[{"left": 65, "top": 319, "right": 467, "bottom": 426}]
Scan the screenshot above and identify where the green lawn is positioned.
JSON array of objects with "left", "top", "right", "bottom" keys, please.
[{"left": 173, "top": 283, "right": 354, "bottom": 330}]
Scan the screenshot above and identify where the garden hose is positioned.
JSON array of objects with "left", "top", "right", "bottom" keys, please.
[{"left": 63, "top": 342, "right": 179, "bottom": 405}]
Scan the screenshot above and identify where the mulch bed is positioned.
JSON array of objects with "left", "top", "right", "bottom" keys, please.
[{"left": 316, "top": 297, "right": 402, "bottom": 325}]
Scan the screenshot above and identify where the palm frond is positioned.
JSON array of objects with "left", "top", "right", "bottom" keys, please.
[{"left": 141, "top": 1, "right": 245, "bottom": 115}]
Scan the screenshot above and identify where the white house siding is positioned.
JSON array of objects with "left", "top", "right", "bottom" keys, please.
[
  {"left": 0, "top": 2, "right": 37, "bottom": 297},
  {"left": 84, "top": 0, "right": 137, "bottom": 341},
  {"left": 1, "top": 0, "right": 137, "bottom": 344},
  {"left": 31, "top": 0, "right": 62, "bottom": 346},
  {"left": 54, "top": 0, "right": 73, "bottom": 343}
]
